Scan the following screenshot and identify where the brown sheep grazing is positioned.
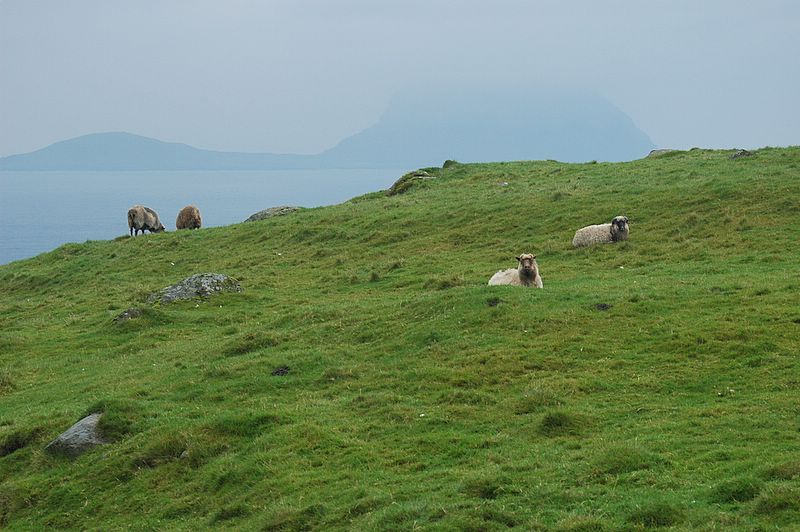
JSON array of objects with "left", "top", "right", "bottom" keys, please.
[
  {"left": 488, "top": 253, "right": 544, "bottom": 288},
  {"left": 176, "top": 205, "right": 202, "bottom": 230},
  {"left": 127, "top": 205, "right": 165, "bottom": 236}
]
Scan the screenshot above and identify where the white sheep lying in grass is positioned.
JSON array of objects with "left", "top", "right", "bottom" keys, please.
[
  {"left": 572, "top": 215, "right": 629, "bottom": 248},
  {"left": 488, "top": 254, "right": 543, "bottom": 288}
]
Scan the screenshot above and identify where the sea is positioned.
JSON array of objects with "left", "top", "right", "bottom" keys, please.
[{"left": 0, "top": 168, "right": 404, "bottom": 265}]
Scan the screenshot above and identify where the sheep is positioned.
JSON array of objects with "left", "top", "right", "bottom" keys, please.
[
  {"left": 572, "top": 215, "right": 629, "bottom": 248},
  {"left": 127, "top": 205, "right": 165, "bottom": 236},
  {"left": 176, "top": 205, "right": 202, "bottom": 230},
  {"left": 488, "top": 253, "right": 543, "bottom": 288}
]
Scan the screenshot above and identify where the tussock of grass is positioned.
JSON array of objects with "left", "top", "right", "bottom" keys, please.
[
  {"left": 263, "top": 503, "right": 327, "bottom": 530},
  {"left": 132, "top": 435, "right": 187, "bottom": 468},
  {"left": 207, "top": 413, "right": 279, "bottom": 437},
  {"left": 763, "top": 461, "right": 800, "bottom": 481},
  {"left": 709, "top": 477, "right": 763, "bottom": 503},
  {"left": 424, "top": 275, "right": 465, "bottom": 290},
  {"left": 476, "top": 506, "right": 519, "bottom": 527},
  {"left": 626, "top": 501, "right": 683, "bottom": 528},
  {"left": 222, "top": 331, "right": 279, "bottom": 356},
  {"left": 514, "top": 387, "right": 563, "bottom": 414},
  {"left": 555, "top": 515, "right": 607, "bottom": 531},
  {"left": 593, "top": 445, "right": 663, "bottom": 475},
  {"left": 753, "top": 486, "right": 800, "bottom": 514},
  {"left": 319, "top": 367, "right": 358, "bottom": 382},
  {"left": 462, "top": 474, "right": 509, "bottom": 500},
  {"left": 211, "top": 503, "right": 251, "bottom": 523},
  {"left": 0, "top": 370, "right": 14, "bottom": 395},
  {"left": 82, "top": 398, "right": 140, "bottom": 441},
  {"left": 538, "top": 410, "right": 584, "bottom": 437}
]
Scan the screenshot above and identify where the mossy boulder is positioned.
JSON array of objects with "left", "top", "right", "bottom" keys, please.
[
  {"left": 386, "top": 170, "right": 436, "bottom": 196},
  {"left": 147, "top": 273, "right": 241, "bottom": 304},
  {"left": 646, "top": 149, "right": 678, "bottom": 158},
  {"left": 245, "top": 206, "right": 303, "bottom": 222}
]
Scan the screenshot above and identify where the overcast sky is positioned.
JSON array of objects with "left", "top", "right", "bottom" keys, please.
[{"left": 1, "top": 0, "right": 798, "bottom": 157}]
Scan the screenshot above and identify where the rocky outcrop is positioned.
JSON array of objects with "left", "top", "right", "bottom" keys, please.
[
  {"left": 114, "top": 308, "right": 143, "bottom": 323},
  {"left": 730, "top": 149, "right": 754, "bottom": 160},
  {"left": 646, "top": 149, "right": 678, "bottom": 158},
  {"left": 245, "top": 206, "right": 302, "bottom": 222},
  {"left": 147, "top": 273, "right": 241, "bottom": 304},
  {"left": 44, "top": 413, "right": 106, "bottom": 457},
  {"left": 386, "top": 170, "right": 436, "bottom": 196}
]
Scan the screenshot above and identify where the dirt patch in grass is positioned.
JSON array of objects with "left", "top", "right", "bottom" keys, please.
[{"left": 0, "top": 427, "right": 41, "bottom": 457}]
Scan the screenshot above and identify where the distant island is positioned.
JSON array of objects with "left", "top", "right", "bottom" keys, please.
[{"left": 0, "top": 87, "right": 654, "bottom": 170}]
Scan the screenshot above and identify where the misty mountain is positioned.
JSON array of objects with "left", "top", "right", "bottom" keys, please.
[
  {"left": 0, "top": 132, "right": 312, "bottom": 171},
  {"left": 0, "top": 88, "right": 654, "bottom": 170},
  {"left": 320, "top": 87, "right": 654, "bottom": 166}
]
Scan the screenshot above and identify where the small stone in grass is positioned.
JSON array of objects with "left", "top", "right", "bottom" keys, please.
[{"left": 271, "top": 366, "right": 290, "bottom": 376}]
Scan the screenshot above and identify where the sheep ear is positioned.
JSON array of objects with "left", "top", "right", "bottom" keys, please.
[
  {"left": 515, "top": 256, "right": 521, "bottom": 261},
  {"left": 532, "top": 255, "right": 536, "bottom": 259}
]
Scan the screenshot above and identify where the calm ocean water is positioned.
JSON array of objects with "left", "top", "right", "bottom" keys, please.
[{"left": 0, "top": 169, "right": 403, "bottom": 265}]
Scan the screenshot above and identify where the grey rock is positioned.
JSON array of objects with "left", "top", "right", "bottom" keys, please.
[
  {"left": 45, "top": 413, "right": 107, "bottom": 457},
  {"left": 245, "top": 206, "right": 302, "bottom": 222},
  {"left": 114, "top": 307, "right": 143, "bottom": 323},
  {"left": 147, "top": 273, "right": 242, "bottom": 304},
  {"left": 730, "top": 149, "right": 753, "bottom": 160},
  {"left": 646, "top": 149, "right": 678, "bottom": 158}
]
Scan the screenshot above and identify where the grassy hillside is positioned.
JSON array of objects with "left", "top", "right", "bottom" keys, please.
[{"left": 1, "top": 147, "right": 799, "bottom": 530}]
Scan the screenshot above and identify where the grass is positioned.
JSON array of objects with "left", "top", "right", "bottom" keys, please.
[{"left": 1, "top": 147, "right": 799, "bottom": 528}]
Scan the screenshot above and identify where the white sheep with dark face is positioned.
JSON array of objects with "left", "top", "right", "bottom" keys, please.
[
  {"left": 572, "top": 216, "right": 629, "bottom": 248},
  {"left": 488, "top": 253, "right": 543, "bottom": 288}
]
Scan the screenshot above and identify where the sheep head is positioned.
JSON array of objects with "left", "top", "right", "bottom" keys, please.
[
  {"left": 610, "top": 216, "right": 629, "bottom": 241},
  {"left": 517, "top": 253, "right": 537, "bottom": 274}
]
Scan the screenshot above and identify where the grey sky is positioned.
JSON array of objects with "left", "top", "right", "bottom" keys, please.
[{"left": 1, "top": 0, "right": 798, "bottom": 157}]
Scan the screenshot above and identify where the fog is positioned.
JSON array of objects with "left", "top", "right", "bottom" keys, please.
[{"left": 1, "top": 0, "right": 798, "bottom": 157}]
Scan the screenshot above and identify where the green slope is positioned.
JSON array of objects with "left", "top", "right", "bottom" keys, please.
[{"left": 1, "top": 148, "right": 799, "bottom": 530}]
